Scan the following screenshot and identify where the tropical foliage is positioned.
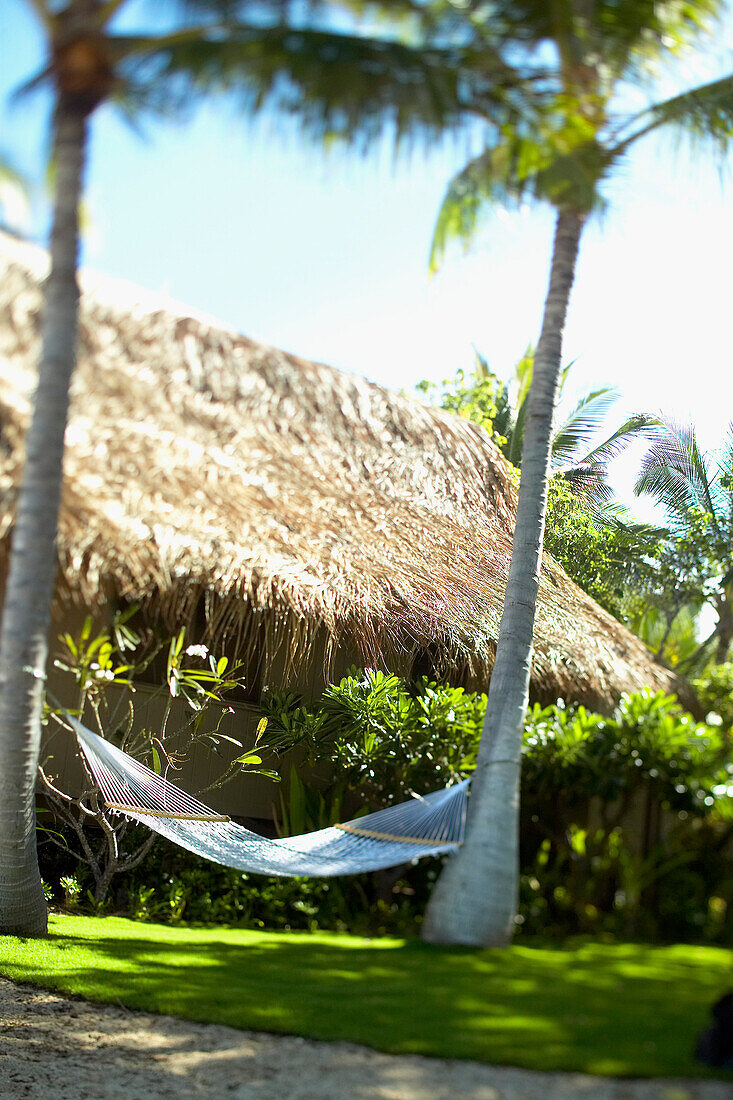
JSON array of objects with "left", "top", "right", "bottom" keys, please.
[
  {"left": 41, "top": 611, "right": 275, "bottom": 907},
  {"left": 260, "top": 669, "right": 484, "bottom": 810},
  {"left": 427, "top": 2, "right": 729, "bottom": 272},
  {"left": 694, "top": 662, "right": 733, "bottom": 731},
  {"left": 5, "top": 0, "right": 733, "bottom": 946},
  {"left": 418, "top": 349, "right": 656, "bottom": 505},
  {"left": 0, "top": 153, "right": 28, "bottom": 232},
  {"left": 542, "top": 479, "right": 658, "bottom": 620},
  {"left": 635, "top": 419, "right": 733, "bottom": 666}
]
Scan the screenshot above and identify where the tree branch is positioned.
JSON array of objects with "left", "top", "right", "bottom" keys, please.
[
  {"left": 97, "top": 0, "right": 128, "bottom": 28},
  {"left": 24, "top": 0, "right": 54, "bottom": 32}
]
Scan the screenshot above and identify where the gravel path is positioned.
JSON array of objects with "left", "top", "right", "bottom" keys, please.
[{"left": 1, "top": 978, "right": 729, "bottom": 1100}]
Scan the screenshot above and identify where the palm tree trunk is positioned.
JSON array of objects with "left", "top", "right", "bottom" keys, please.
[
  {"left": 0, "top": 97, "right": 87, "bottom": 937},
  {"left": 714, "top": 589, "right": 733, "bottom": 664},
  {"left": 422, "top": 208, "right": 584, "bottom": 947}
]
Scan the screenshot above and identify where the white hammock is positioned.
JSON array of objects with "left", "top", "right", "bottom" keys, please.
[{"left": 71, "top": 719, "right": 469, "bottom": 877}]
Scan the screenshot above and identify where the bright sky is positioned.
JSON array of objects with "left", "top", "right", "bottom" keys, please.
[{"left": 2, "top": 0, "right": 733, "bottom": 512}]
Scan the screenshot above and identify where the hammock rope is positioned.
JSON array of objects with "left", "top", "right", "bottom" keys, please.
[{"left": 70, "top": 719, "right": 469, "bottom": 877}]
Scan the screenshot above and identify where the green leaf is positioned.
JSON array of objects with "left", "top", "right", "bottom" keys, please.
[
  {"left": 236, "top": 753, "right": 262, "bottom": 766},
  {"left": 216, "top": 735, "right": 243, "bottom": 748}
]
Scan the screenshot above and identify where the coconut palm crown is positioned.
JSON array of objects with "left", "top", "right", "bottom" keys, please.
[{"left": 428, "top": 1, "right": 732, "bottom": 267}]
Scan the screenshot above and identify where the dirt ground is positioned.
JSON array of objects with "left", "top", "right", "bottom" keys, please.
[{"left": 1, "top": 977, "right": 731, "bottom": 1100}]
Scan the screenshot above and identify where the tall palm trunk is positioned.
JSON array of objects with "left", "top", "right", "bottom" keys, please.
[
  {"left": 0, "top": 97, "right": 87, "bottom": 937},
  {"left": 422, "top": 208, "right": 584, "bottom": 948},
  {"left": 714, "top": 585, "right": 733, "bottom": 664}
]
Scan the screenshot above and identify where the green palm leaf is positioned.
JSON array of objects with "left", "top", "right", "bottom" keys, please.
[
  {"left": 581, "top": 414, "right": 660, "bottom": 468},
  {"left": 429, "top": 121, "right": 614, "bottom": 272},
  {"left": 634, "top": 420, "right": 725, "bottom": 529},
  {"left": 0, "top": 153, "right": 29, "bottom": 231},
  {"left": 555, "top": 413, "right": 659, "bottom": 508},
  {"left": 559, "top": 461, "right": 616, "bottom": 507},
  {"left": 429, "top": 141, "right": 535, "bottom": 272},
  {"left": 116, "top": 24, "right": 527, "bottom": 146},
  {"left": 551, "top": 388, "right": 622, "bottom": 467},
  {"left": 630, "top": 71, "right": 733, "bottom": 155}
]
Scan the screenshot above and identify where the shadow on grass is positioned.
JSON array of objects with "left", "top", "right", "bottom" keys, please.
[{"left": 2, "top": 916, "right": 733, "bottom": 1080}]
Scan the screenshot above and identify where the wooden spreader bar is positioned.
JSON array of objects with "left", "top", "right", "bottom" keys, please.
[
  {"left": 334, "top": 822, "right": 459, "bottom": 846},
  {"left": 105, "top": 801, "right": 231, "bottom": 822}
]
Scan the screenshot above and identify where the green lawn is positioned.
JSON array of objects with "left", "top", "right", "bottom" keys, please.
[{"left": 1, "top": 914, "right": 731, "bottom": 1079}]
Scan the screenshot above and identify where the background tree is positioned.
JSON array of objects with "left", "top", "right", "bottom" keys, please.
[
  {"left": 420, "top": 0, "right": 733, "bottom": 947},
  {"left": 418, "top": 352, "right": 663, "bottom": 620},
  {"left": 418, "top": 349, "right": 656, "bottom": 506},
  {"left": 635, "top": 420, "right": 733, "bottom": 667}
]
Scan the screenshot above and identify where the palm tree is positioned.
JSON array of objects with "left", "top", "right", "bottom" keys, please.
[
  {"left": 421, "top": 1, "right": 733, "bottom": 947},
  {"left": 635, "top": 420, "right": 733, "bottom": 666},
  {"left": 0, "top": 1, "right": 538, "bottom": 936}
]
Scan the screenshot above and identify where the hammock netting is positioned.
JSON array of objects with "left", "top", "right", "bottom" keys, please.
[{"left": 71, "top": 720, "right": 469, "bottom": 877}]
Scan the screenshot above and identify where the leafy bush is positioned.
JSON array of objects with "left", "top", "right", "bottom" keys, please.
[
  {"left": 39, "top": 611, "right": 278, "bottom": 907},
  {"left": 694, "top": 662, "right": 733, "bottom": 731},
  {"left": 261, "top": 669, "right": 484, "bottom": 815},
  {"left": 522, "top": 690, "right": 727, "bottom": 815},
  {"left": 520, "top": 690, "right": 733, "bottom": 941},
  {"left": 117, "top": 845, "right": 431, "bottom": 937},
  {"left": 543, "top": 479, "right": 664, "bottom": 623}
]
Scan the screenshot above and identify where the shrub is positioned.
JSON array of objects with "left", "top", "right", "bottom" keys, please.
[
  {"left": 520, "top": 690, "right": 733, "bottom": 941},
  {"left": 39, "top": 611, "right": 278, "bottom": 908},
  {"left": 694, "top": 662, "right": 733, "bottom": 732},
  {"left": 261, "top": 669, "right": 484, "bottom": 813}
]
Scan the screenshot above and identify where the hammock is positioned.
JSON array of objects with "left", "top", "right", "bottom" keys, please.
[{"left": 71, "top": 719, "right": 469, "bottom": 877}]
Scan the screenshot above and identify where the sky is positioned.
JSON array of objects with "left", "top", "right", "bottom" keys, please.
[{"left": 2, "top": 1, "right": 733, "bottom": 513}]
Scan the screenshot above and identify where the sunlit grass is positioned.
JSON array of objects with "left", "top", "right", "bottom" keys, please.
[{"left": 1, "top": 914, "right": 731, "bottom": 1078}]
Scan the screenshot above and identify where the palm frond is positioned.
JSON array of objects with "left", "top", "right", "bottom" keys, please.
[
  {"left": 497, "top": 347, "right": 535, "bottom": 465},
  {"left": 580, "top": 413, "right": 660, "bottom": 467},
  {"left": 551, "top": 387, "right": 620, "bottom": 467},
  {"left": 634, "top": 420, "right": 724, "bottom": 529},
  {"left": 485, "top": 0, "right": 721, "bottom": 77},
  {"left": 556, "top": 461, "right": 615, "bottom": 508},
  {"left": 429, "top": 118, "right": 612, "bottom": 271},
  {"left": 714, "top": 422, "right": 733, "bottom": 496},
  {"left": 428, "top": 141, "right": 526, "bottom": 272},
  {"left": 626, "top": 71, "right": 733, "bottom": 157},
  {"left": 0, "top": 154, "right": 29, "bottom": 232},
  {"left": 115, "top": 24, "right": 527, "bottom": 148},
  {"left": 632, "top": 602, "right": 702, "bottom": 667},
  {"left": 0, "top": 155, "right": 26, "bottom": 191},
  {"left": 514, "top": 345, "right": 535, "bottom": 408},
  {"left": 592, "top": 502, "right": 667, "bottom": 541}
]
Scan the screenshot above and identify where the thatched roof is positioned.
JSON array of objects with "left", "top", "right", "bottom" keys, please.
[{"left": 0, "top": 230, "right": 686, "bottom": 709}]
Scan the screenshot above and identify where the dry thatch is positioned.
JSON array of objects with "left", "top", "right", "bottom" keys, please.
[{"left": 0, "top": 230, "right": 687, "bottom": 710}]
